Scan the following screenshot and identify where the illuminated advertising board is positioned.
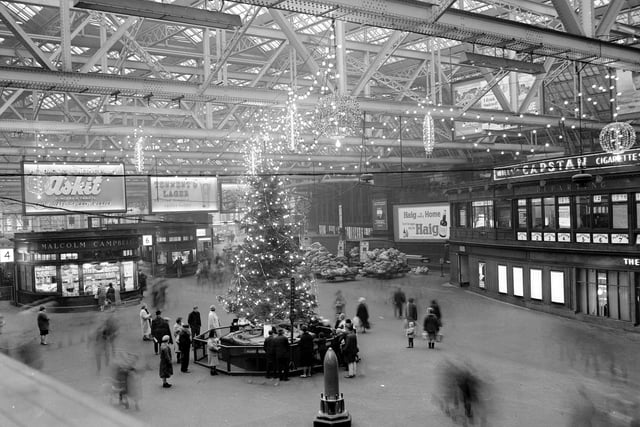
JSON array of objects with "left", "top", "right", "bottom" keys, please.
[
  {"left": 393, "top": 203, "right": 449, "bottom": 242},
  {"left": 22, "top": 162, "right": 126, "bottom": 215},
  {"left": 149, "top": 176, "right": 218, "bottom": 213}
]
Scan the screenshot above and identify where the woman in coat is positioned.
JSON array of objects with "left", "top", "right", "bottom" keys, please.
[
  {"left": 139, "top": 304, "right": 152, "bottom": 341},
  {"left": 423, "top": 307, "right": 440, "bottom": 349},
  {"left": 341, "top": 325, "right": 359, "bottom": 378},
  {"left": 96, "top": 285, "right": 107, "bottom": 311},
  {"left": 298, "top": 325, "right": 315, "bottom": 378},
  {"left": 159, "top": 335, "right": 173, "bottom": 388},
  {"left": 355, "top": 297, "right": 370, "bottom": 333}
]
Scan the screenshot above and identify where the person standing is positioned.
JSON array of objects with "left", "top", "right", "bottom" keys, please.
[
  {"left": 173, "top": 317, "right": 183, "bottom": 363},
  {"left": 393, "top": 287, "right": 406, "bottom": 319},
  {"left": 423, "top": 307, "right": 440, "bottom": 349},
  {"left": 139, "top": 303, "right": 152, "bottom": 341},
  {"left": 37, "top": 306, "right": 49, "bottom": 345},
  {"left": 207, "top": 305, "right": 220, "bottom": 336},
  {"left": 405, "top": 321, "right": 416, "bottom": 349},
  {"left": 207, "top": 331, "right": 220, "bottom": 376},
  {"left": 178, "top": 324, "right": 192, "bottom": 373},
  {"left": 356, "top": 297, "right": 370, "bottom": 333},
  {"left": 406, "top": 297, "right": 418, "bottom": 325},
  {"left": 187, "top": 306, "right": 202, "bottom": 338},
  {"left": 96, "top": 285, "right": 107, "bottom": 312},
  {"left": 151, "top": 311, "right": 172, "bottom": 355},
  {"left": 264, "top": 329, "right": 275, "bottom": 379},
  {"left": 342, "top": 324, "right": 359, "bottom": 378},
  {"left": 272, "top": 329, "right": 290, "bottom": 381},
  {"left": 106, "top": 283, "right": 116, "bottom": 308},
  {"left": 299, "top": 325, "right": 315, "bottom": 378},
  {"left": 159, "top": 335, "right": 173, "bottom": 388}
]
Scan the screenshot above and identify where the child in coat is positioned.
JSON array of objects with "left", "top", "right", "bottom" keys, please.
[{"left": 405, "top": 321, "right": 416, "bottom": 348}]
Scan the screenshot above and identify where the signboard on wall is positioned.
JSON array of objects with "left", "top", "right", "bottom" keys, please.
[
  {"left": 149, "top": 176, "right": 218, "bottom": 213},
  {"left": 393, "top": 203, "right": 449, "bottom": 241},
  {"left": 22, "top": 162, "right": 126, "bottom": 215},
  {"left": 372, "top": 199, "right": 388, "bottom": 231}
]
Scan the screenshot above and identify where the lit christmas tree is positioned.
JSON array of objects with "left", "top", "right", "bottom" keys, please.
[{"left": 217, "top": 173, "right": 317, "bottom": 324}]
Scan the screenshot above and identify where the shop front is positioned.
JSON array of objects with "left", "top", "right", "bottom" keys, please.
[{"left": 13, "top": 230, "right": 141, "bottom": 310}]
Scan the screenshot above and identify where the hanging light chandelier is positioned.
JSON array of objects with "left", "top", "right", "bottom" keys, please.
[
  {"left": 132, "top": 125, "right": 145, "bottom": 173},
  {"left": 423, "top": 112, "right": 435, "bottom": 157},
  {"left": 313, "top": 93, "right": 361, "bottom": 147},
  {"left": 599, "top": 122, "right": 636, "bottom": 154}
]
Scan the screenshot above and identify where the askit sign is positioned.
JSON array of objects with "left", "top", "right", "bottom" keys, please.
[
  {"left": 493, "top": 148, "right": 640, "bottom": 181},
  {"left": 393, "top": 203, "right": 449, "bottom": 241},
  {"left": 22, "top": 162, "right": 126, "bottom": 215},
  {"left": 150, "top": 176, "right": 218, "bottom": 213}
]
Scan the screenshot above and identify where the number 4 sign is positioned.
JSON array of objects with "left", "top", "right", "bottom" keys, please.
[{"left": 0, "top": 248, "right": 13, "bottom": 263}]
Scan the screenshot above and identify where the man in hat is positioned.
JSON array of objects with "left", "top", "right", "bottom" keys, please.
[
  {"left": 187, "top": 306, "right": 201, "bottom": 338},
  {"left": 207, "top": 305, "right": 220, "bottom": 337},
  {"left": 151, "top": 311, "right": 172, "bottom": 355}
]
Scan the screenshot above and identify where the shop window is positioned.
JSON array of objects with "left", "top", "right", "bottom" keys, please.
[
  {"left": 478, "top": 262, "right": 486, "bottom": 289},
  {"left": 61, "top": 264, "right": 80, "bottom": 296},
  {"left": 530, "top": 268, "right": 542, "bottom": 300},
  {"left": 60, "top": 253, "right": 78, "bottom": 260},
  {"left": 498, "top": 264, "right": 508, "bottom": 294},
  {"left": 592, "top": 195, "right": 610, "bottom": 228},
  {"left": 122, "top": 261, "right": 135, "bottom": 292},
  {"left": 577, "top": 268, "right": 630, "bottom": 321},
  {"left": 495, "top": 200, "right": 512, "bottom": 229},
  {"left": 550, "top": 271, "right": 565, "bottom": 304},
  {"left": 531, "top": 198, "right": 543, "bottom": 229},
  {"left": 513, "top": 267, "right": 524, "bottom": 297},
  {"left": 576, "top": 196, "right": 591, "bottom": 229},
  {"left": 543, "top": 197, "right": 556, "bottom": 228},
  {"left": 612, "top": 194, "right": 628, "bottom": 229},
  {"left": 472, "top": 201, "right": 493, "bottom": 229},
  {"left": 557, "top": 197, "right": 571, "bottom": 229},
  {"left": 456, "top": 203, "right": 468, "bottom": 228},
  {"left": 82, "top": 262, "right": 121, "bottom": 296},
  {"left": 34, "top": 265, "right": 57, "bottom": 293},
  {"left": 517, "top": 199, "right": 527, "bottom": 229}
]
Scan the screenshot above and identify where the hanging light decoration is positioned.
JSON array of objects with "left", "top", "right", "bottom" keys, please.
[
  {"left": 131, "top": 125, "right": 146, "bottom": 173},
  {"left": 423, "top": 112, "right": 435, "bottom": 157},
  {"left": 599, "top": 122, "right": 636, "bottom": 154},
  {"left": 313, "top": 93, "right": 361, "bottom": 147}
]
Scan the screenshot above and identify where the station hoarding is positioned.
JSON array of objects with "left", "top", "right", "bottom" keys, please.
[{"left": 149, "top": 176, "right": 218, "bottom": 213}]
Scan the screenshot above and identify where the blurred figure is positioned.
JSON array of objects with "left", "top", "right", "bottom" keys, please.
[
  {"left": 392, "top": 287, "right": 406, "bottom": 319},
  {"left": 110, "top": 352, "right": 139, "bottom": 409},
  {"left": 430, "top": 299, "right": 442, "bottom": 324},
  {"left": 37, "top": 306, "right": 50, "bottom": 345},
  {"left": 151, "top": 280, "right": 167, "bottom": 311},
  {"left": 437, "top": 360, "right": 489, "bottom": 426},
  {"left": 96, "top": 285, "right": 107, "bottom": 312},
  {"left": 137, "top": 271, "right": 147, "bottom": 295},
  {"left": 315, "top": 331, "right": 328, "bottom": 365},
  {"left": 159, "top": 335, "right": 173, "bottom": 388},
  {"left": 406, "top": 297, "right": 418, "bottom": 325},
  {"left": 139, "top": 303, "right": 152, "bottom": 341},
  {"left": 356, "top": 297, "right": 370, "bottom": 333},
  {"left": 106, "top": 283, "right": 116, "bottom": 308},
  {"left": 423, "top": 307, "right": 440, "bottom": 349},
  {"left": 334, "top": 290, "right": 346, "bottom": 317}
]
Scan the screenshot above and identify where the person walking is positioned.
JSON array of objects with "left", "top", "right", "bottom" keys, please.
[
  {"left": 342, "top": 324, "right": 359, "bottom": 378},
  {"left": 272, "top": 329, "right": 290, "bottom": 381},
  {"left": 423, "top": 307, "right": 440, "bottom": 349},
  {"left": 356, "top": 297, "right": 370, "bottom": 333},
  {"left": 159, "top": 335, "right": 173, "bottom": 388},
  {"left": 207, "top": 331, "right": 220, "bottom": 376},
  {"left": 37, "top": 306, "right": 49, "bottom": 345},
  {"left": 264, "top": 329, "right": 275, "bottom": 379},
  {"left": 187, "top": 306, "right": 202, "bottom": 338},
  {"left": 151, "top": 311, "right": 172, "bottom": 355},
  {"left": 177, "top": 324, "right": 192, "bottom": 373},
  {"left": 207, "top": 305, "right": 220, "bottom": 336},
  {"left": 299, "top": 325, "right": 315, "bottom": 378},
  {"left": 106, "top": 283, "right": 116, "bottom": 309},
  {"left": 96, "top": 285, "right": 107, "bottom": 312},
  {"left": 139, "top": 303, "right": 152, "bottom": 341},
  {"left": 406, "top": 297, "right": 418, "bottom": 325},
  {"left": 393, "top": 287, "right": 406, "bottom": 319}
]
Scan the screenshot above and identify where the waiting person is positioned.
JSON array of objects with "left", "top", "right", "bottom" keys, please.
[
  {"left": 342, "top": 324, "right": 359, "bottom": 378},
  {"left": 264, "top": 329, "right": 275, "bottom": 379},
  {"left": 174, "top": 257, "right": 183, "bottom": 278},
  {"left": 106, "top": 283, "right": 116, "bottom": 308},
  {"left": 37, "top": 306, "right": 49, "bottom": 345},
  {"left": 151, "top": 311, "right": 172, "bottom": 355},
  {"left": 423, "top": 307, "right": 440, "bottom": 349},
  {"left": 393, "top": 287, "right": 406, "bottom": 319},
  {"left": 187, "top": 306, "right": 201, "bottom": 338},
  {"left": 207, "top": 331, "right": 220, "bottom": 376},
  {"left": 139, "top": 303, "right": 152, "bottom": 341},
  {"left": 159, "top": 335, "right": 173, "bottom": 388},
  {"left": 272, "top": 329, "right": 290, "bottom": 381},
  {"left": 173, "top": 317, "right": 184, "bottom": 363},
  {"left": 406, "top": 297, "right": 418, "bottom": 325},
  {"left": 356, "top": 297, "right": 370, "bottom": 333},
  {"left": 405, "top": 321, "right": 416, "bottom": 349},
  {"left": 207, "top": 305, "right": 220, "bottom": 336},
  {"left": 299, "top": 325, "right": 315, "bottom": 378},
  {"left": 178, "top": 323, "right": 192, "bottom": 373}
]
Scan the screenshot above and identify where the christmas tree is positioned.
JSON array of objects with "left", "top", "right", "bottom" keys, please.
[{"left": 217, "top": 173, "right": 317, "bottom": 324}]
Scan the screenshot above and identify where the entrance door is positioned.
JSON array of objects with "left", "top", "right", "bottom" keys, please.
[{"left": 458, "top": 254, "right": 469, "bottom": 286}]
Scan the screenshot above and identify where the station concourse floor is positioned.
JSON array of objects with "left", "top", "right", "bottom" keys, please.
[{"left": 2, "top": 272, "right": 640, "bottom": 427}]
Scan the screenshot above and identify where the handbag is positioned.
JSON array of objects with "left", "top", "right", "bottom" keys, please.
[{"left": 436, "top": 333, "right": 443, "bottom": 343}]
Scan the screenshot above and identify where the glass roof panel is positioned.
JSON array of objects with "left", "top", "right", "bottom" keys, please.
[{"left": 4, "top": 2, "right": 41, "bottom": 22}]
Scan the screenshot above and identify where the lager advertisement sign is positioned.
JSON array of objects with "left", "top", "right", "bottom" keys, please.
[
  {"left": 394, "top": 203, "right": 449, "bottom": 242},
  {"left": 22, "top": 162, "right": 126, "bottom": 215},
  {"left": 150, "top": 176, "right": 218, "bottom": 213}
]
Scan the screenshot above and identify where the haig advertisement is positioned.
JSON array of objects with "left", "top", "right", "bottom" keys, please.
[
  {"left": 393, "top": 203, "right": 449, "bottom": 241},
  {"left": 150, "top": 176, "right": 218, "bottom": 213},
  {"left": 22, "top": 162, "right": 126, "bottom": 215}
]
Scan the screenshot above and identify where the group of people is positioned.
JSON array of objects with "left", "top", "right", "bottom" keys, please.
[
  {"left": 393, "top": 287, "right": 442, "bottom": 349},
  {"left": 333, "top": 290, "right": 370, "bottom": 334},
  {"left": 139, "top": 303, "right": 221, "bottom": 388},
  {"left": 95, "top": 283, "right": 120, "bottom": 312}
]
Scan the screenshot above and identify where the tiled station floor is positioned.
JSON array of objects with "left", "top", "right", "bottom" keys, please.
[{"left": 2, "top": 272, "right": 640, "bottom": 426}]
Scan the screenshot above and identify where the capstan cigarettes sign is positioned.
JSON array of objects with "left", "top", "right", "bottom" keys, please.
[
  {"left": 22, "top": 162, "right": 126, "bottom": 215},
  {"left": 493, "top": 148, "right": 640, "bottom": 181}
]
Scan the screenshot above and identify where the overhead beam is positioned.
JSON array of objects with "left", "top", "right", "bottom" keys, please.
[
  {"left": 79, "top": 16, "right": 138, "bottom": 73},
  {"left": 549, "top": 0, "right": 584, "bottom": 36},
  {"left": 0, "top": 4, "right": 54, "bottom": 69},
  {"left": 595, "top": 0, "right": 625, "bottom": 38},
  {"left": 352, "top": 31, "right": 408, "bottom": 97}
]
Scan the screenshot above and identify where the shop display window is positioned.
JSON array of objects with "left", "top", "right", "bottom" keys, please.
[
  {"left": 531, "top": 198, "right": 542, "bottom": 229},
  {"left": 495, "top": 200, "right": 512, "bottom": 229},
  {"left": 61, "top": 264, "right": 80, "bottom": 296},
  {"left": 122, "top": 261, "right": 135, "bottom": 292},
  {"left": 577, "top": 268, "right": 630, "bottom": 321},
  {"left": 517, "top": 199, "right": 527, "bottom": 229},
  {"left": 612, "top": 194, "right": 628, "bottom": 229},
  {"left": 530, "top": 268, "right": 542, "bottom": 300},
  {"left": 82, "top": 262, "right": 121, "bottom": 296},
  {"left": 575, "top": 196, "right": 591, "bottom": 229},
  {"left": 472, "top": 201, "right": 493, "bottom": 229},
  {"left": 592, "top": 195, "right": 610, "bottom": 228},
  {"left": 557, "top": 197, "right": 571, "bottom": 229},
  {"left": 457, "top": 204, "right": 468, "bottom": 228},
  {"left": 550, "top": 271, "right": 564, "bottom": 304},
  {"left": 498, "top": 265, "right": 508, "bottom": 294},
  {"left": 34, "top": 265, "right": 57, "bottom": 293},
  {"left": 513, "top": 267, "right": 524, "bottom": 297}
]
